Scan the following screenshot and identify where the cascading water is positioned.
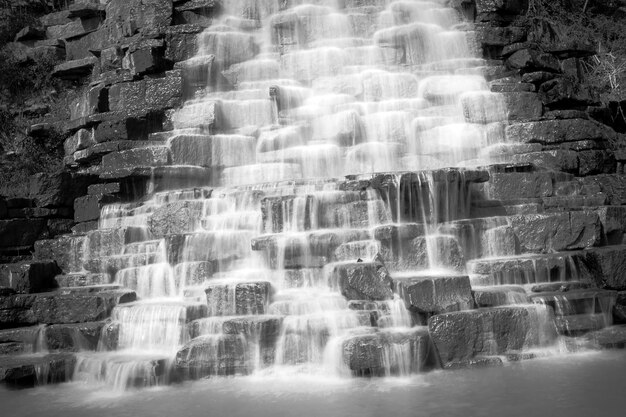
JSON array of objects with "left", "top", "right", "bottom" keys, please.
[{"left": 62, "top": 0, "right": 566, "bottom": 391}]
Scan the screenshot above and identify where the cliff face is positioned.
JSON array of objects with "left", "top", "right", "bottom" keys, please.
[{"left": 1, "top": 0, "right": 626, "bottom": 383}]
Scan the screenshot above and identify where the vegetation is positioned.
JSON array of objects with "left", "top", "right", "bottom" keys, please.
[{"left": 524, "top": 0, "right": 626, "bottom": 103}]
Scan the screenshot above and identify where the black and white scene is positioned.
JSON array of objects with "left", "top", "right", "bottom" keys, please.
[{"left": 0, "top": 0, "right": 625, "bottom": 416}]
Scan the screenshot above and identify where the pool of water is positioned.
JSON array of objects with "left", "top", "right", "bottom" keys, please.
[{"left": 3, "top": 351, "right": 625, "bottom": 417}]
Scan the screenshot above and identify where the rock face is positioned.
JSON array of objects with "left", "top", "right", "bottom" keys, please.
[
  {"left": 327, "top": 262, "right": 394, "bottom": 301},
  {"left": 428, "top": 306, "right": 558, "bottom": 367},
  {"left": 341, "top": 328, "right": 437, "bottom": 376},
  {"left": 175, "top": 335, "right": 248, "bottom": 378},
  {"left": 394, "top": 274, "right": 474, "bottom": 316}
]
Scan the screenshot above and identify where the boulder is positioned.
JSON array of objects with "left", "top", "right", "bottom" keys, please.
[
  {"left": 538, "top": 77, "right": 597, "bottom": 107},
  {"left": 473, "top": 286, "right": 529, "bottom": 307},
  {"left": 574, "top": 246, "right": 626, "bottom": 290},
  {"left": 428, "top": 305, "right": 558, "bottom": 366},
  {"left": 44, "top": 322, "right": 105, "bottom": 351},
  {"left": 506, "top": 119, "right": 616, "bottom": 145},
  {"left": 148, "top": 201, "right": 205, "bottom": 237},
  {"left": 405, "top": 235, "right": 466, "bottom": 272},
  {"left": 393, "top": 274, "right": 474, "bottom": 315},
  {"left": 506, "top": 48, "right": 560, "bottom": 73},
  {"left": 197, "top": 30, "right": 258, "bottom": 68},
  {"left": 0, "top": 261, "right": 60, "bottom": 294},
  {"left": 31, "top": 290, "right": 136, "bottom": 324},
  {"left": 578, "top": 150, "right": 616, "bottom": 176},
  {"left": 205, "top": 281, "right": 273, "bottom": 316},
  {"left": 510, "top": 150, "right": 578, "bottom": 173},
  {"left": 108, "top": 72, "right": 183, "bottom": 113},
  {"left": 175, "top": 334, "right": 248, "bottom": 378},
  {"left": 341, "top": 328, "right": 437, "bottom": 376},
  {"left": 52, "top": 57, "right": 98, "bottom": 80},
  {"left": 104, "top": 0, "right": 173, "bottom": 40},
  {"left": 34, "top": 236, "right": 87, "bottom": 274},
  {"left": 580, "top": 175, "right": 626, "bottom": 205},
  {"left": 501, "top": 92, "right": 542, "bottom": 120},
  {"left": 169, "top": 134, "right": 256, "bottom": 168},
  {"left": 509, "top": 211, "right": 601, "bottom": 252},
  {"left": 165, "top": 25, "right": 204, "bottom": 63},
  {"left": 74, "top": 194, "right": 120, "bottom": 223},
  {"left": 0, "top": 219, "right": 47, "bottom": 249},
  {"left": 101, "top": 146, "right": 171, "bottom": 173},
  {"left": 326, "top": 262, "right": 394, "bottom": 301},
  {"left": 582, "top": 325, "right": 626, "bottom": 349},
  {"left": 0, "top": 353, "right": 76, "bottom": 385}
]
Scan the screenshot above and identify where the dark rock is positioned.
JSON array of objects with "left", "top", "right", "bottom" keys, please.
[
  {"left": 530, "top": 282, "right": 592, "bottom": 293},
  {"left": 506, "top": 49, "right": 560, "bottom": 73},
  {"left": 100, "top": 146, "right": 171, "bottom": 175},
  {"left": 104, "top": 0, "right": 173, "bottom": 40},
  {"left": 0, "top": 353, "right": 76, "bottom": 386},
  {"left": 44, "top": 322, "right": 105, "bottom": 351},
  {"left": 341, "top": 328, "right": 437, "bottom": 376},
  {"left": 501, "top": 92, "right": 542, "bottom": 120},
  {"left": 88, "top": 183, "right": 121, "bottom": 195},
  {"left": 478, "top": 172, "right": 557, "bottom": 200},
  {"left": 521, "top": 71, "right": 557, "bottom": 85},
  {"left": 506, "top": 119, "right": 617, "bottom": 145},
  {"left": 580, "top": 175, "right": 626, "bottom": 205},
  {"left": 510, "top": 150, "right": 578, "bottom": 173},
  {"left": 405, "top": 235, "right": 466, "bottom": 272},
  {"left": 169, "top": 134, "right": 255, "bottom": 168},
  {"left": 578, "top": 150, "right": 616, "bottom": 176},
  {"left": 108, "top": 73, "right": 183, "bottom": 114},
  {"left": 74, "top": 194, "right": 120, "bottom": 223},
  {"left": 0, "top": 261, "right": 61, "bottom": 294},
  {"left": 539, "top": 77, "right": 598, "bottom": 107},
  {"left": 582, "top": 325, "right": 626, "bottom": 349},
  {"left": 394, "top": 274, "right": 473, "bottom": 315},
  {"left": 165, "top": 24, "right": 205, "bottom": 63},
  {"left": 14, "top": 26, "right": 45, "bottom": 42},
  {"left": 326, "top": 262, "right": 393, "bottom": 301},
  {"left": 175, "top": 334, "right": 248, "bottom": 378},
  {"left": 34, "top": 236, "right": 86, "bottom": 274},
  {"left": 473, "top": 285, "right": 528, "bottom": 307},
  {"left": 574, "top": 246, "right": 626, "bottom": 290},
  {"left": 443, "top": 356, "right": 504, "bottom": 369},
  {"left": 29, "top": 171, "right": 93, "bottom": 208},
  {"left": 428, "top": 305, "right": 558, "bottom": 366},
  {"left": 52, "top": 57, "right": 98, "bottom": 80},
  {"left": 0, "top": 219, "right": 47, "bottom": 249},
  {"left": 509, "top": 211, "right": 601, "bottom": 253},
  {"left": 31, "top": 290, "right": 136, "bottom": 324}
]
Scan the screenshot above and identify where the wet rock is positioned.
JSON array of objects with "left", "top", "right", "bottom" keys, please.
[
  {"left": 509, "top": 211, "right": 601, "bottom": 253},
  {"left": 580, "top": 175, "right": 626, "bottom": 206},
  {"left": 394, "top": 274, "right": 474, "bottom": 315},
  {"left": 101, "top": 146, "right": 171, "bottom": 175},
  {"left": 205, "top": 281, "right": 273, "bottom": 316},
  {"left": 530, "top": 282, "right": 592, "bottom": 293},
  {"left": 74, "top": 193, "right": 120, "bottom": 223},
  {"left": 31, "top": 290, "right": 136, "bottom": 324},
  {"left": 44, "top": 322, "right": 105, "bottom": 351},
  {"left": 197, "top": 30, "right": 258, "bottom": 68},
  {"left": 574, "top": 246, "right": 626, "bottom": 290},
  {"left": 473, "top": 285, "right": 529, "bottom": 307},
  {"left": 104, "top": 0, "right": 173, "bottom": 40},
  {"left": 405, "top": 235, "right": 466, "bottom": 272},
  {"left": 0, "top": 261, "right": 61, "bottom": 294},
  {"left": 510, "top": 150, "right": 578, "bottom": 173},
  {"left": 428, "top": 305, "right": 558, "bottom": 366},
  {"left": 443, "top": 356, "right": 504, "bottom": 369},
  {"left": 476, "top": 172, "right": 555, "bottom": 200},
  {"left": 165, "top": 25, "right": 204, "bottom": 63},
  {"left": 108, "top": 73, "right": 183, "bottom": 114},
  {"left": 327, "top": 262, "right": 393, "bottom": 301},
  {"left": 175, "top": 335, "right": 248, "bottom": 378},
  {"left": 148, "top": 201, "right": 205, "bottom": 237},
  {"left": 169, "top": 134, "right": 255, "bottom": 168},
  {"left": 506, "top": 119, "right": 616, "bottom": 145},
  {"left": 0, "top": 295, "right": 38, "bottom": 329},
  {"left": 582, "top": 325, "right": 626, "bottom": 349},
  {"left": 0, "top": 353, "right": 76, "bottom": 386},
  {"left": 34, "top": 235, "right": 86, "bottom": 274},
  {"left": 341, "top": 328, "right": 437, "bottom": 376}
]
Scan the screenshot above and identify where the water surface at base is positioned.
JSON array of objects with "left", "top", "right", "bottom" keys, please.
[{"left": 3, "top": 351, "right": 625, "bottom": 417}]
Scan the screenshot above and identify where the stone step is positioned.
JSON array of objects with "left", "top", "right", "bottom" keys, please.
[
  {"left": 74, "top": 352, "right": 171, "bottom": 390},
  {"left": 204, "top": 280, "right": 274, "bottom": 316},
  {"left": 0, "top": 353, "right": 76, "bottom": 386},
  {"left": 174, "top": 334, "right": 250, "bottom": 378},
  {"left": 187, "top": 315, "right": 284, "bottom": 341},
  {"left": 340, "top": 327, "right": 437, "bottom": 376},
  {"left": 472, "top": 285, "right": 529, "bottom": 307},
  {"left": 428, "top": 305, "right": 558, "bottom": 369},
  {"left": 54, "top": 272, "right": 111, "bottom": 288},
  {"left": 393, "top": 273, "right": 474, "bottom": 318}
]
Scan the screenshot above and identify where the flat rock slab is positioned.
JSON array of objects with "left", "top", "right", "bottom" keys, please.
[
  {"left": 0, "top": 261, "right": 61, "bottom": 294},
  {"left": 327, "top": 261, "right": 394, "bottom": 301},
  {"left": 428, "top": 305, "right": 558, "bottom": 366},
  {"left": 175, "top": 334, "right": 249, "bottom": 378},
  {"left": 394, "top": 274, "right": 474, "bottom": 315},
  {"left": 341, "top": 327, "right": 437, "bottom": 376},
  {"left": 205, "top": 281, "right": 273, "bottom": 316},
  {"left": 582, "top": 325, "right": 626, "bottom": 349},
  {"left": 472, "top": 285, "right": 528, "bottom": 307},
  {"left": 0, "top": 353, "right": 76, "bottom": 386}
]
